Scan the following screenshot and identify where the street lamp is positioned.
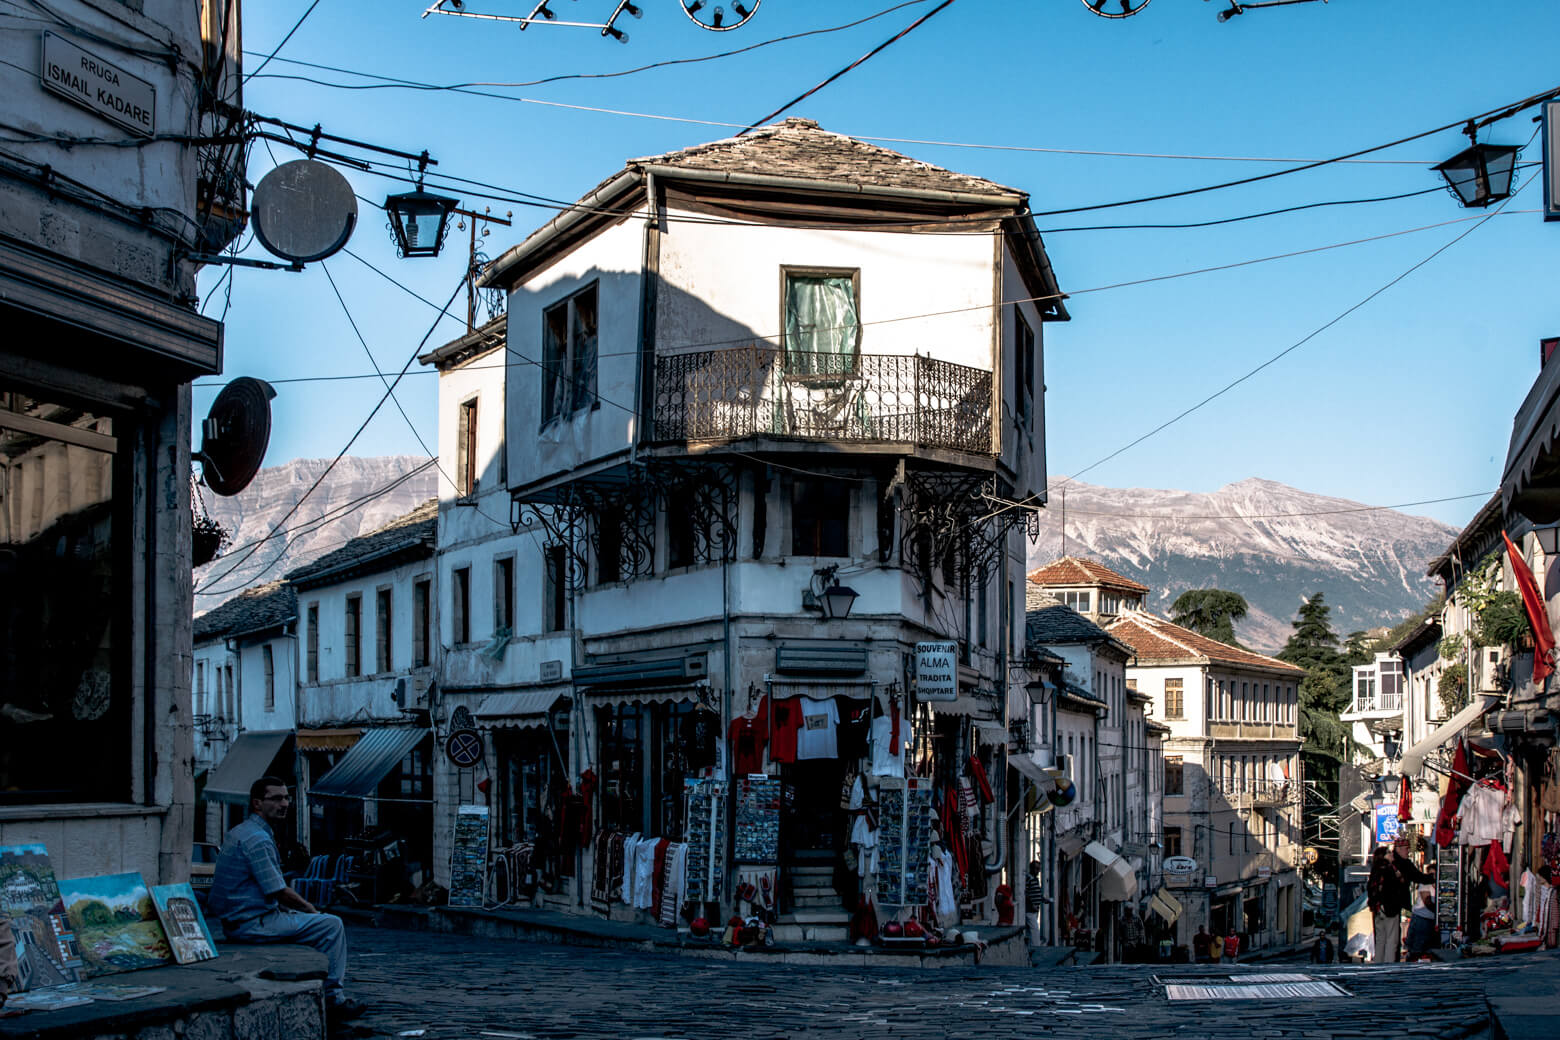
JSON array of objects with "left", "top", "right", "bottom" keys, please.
[
  {"left": 385, "top": 184, "right": 458, "bottom": 258},
  {"left": 802, "top": 564, "right": 859, "bottom": 619},
  {"left": 1435, "top": 138, "right": 1519, "bottom": 208}
]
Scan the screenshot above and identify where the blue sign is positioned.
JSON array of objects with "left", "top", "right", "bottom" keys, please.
[{"left": 1373, "top": 802, "right": 1403, "bottom": 845}]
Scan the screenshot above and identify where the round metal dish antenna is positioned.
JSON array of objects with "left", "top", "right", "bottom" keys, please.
[
  {"left": 251, "top": 160, "right": 358, "bottom": 264},
  {"left": 1081, "top": 0, "right": 1153, "bottom": 17},
  {"left": 199, "top": 377, "right": 276, "bottom": 496},
  {"left": 680, "top": 0, "right": 758, "bottom": 31}
]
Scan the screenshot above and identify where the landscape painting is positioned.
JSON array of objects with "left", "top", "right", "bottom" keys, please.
[
  {"left": 150, "top": 884, "right": 218, "bottom": 964},
  {"left": 0, "top": 844, "right": 83, "bottom": 990},
  {"left": 57, "top": 873, "right": 173, "bottom": 977}
]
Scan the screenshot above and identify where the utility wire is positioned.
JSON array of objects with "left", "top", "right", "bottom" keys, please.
[
  {"left": 740, "top": 0, "right": 958, "bottom": 134},
  {"left": 245, "top": 0, "right": 323, "bottom": 83}
]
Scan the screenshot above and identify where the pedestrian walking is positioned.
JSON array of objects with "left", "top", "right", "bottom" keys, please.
[
  {"left": 1310, "top": 932, "right": 1335, "bottom": 963},
  {"left": 1208, "top": 929, "right": 1223, "bottom": 964},
  {"left": 1024, "top": 860, "right": 1046, "bottom": 946},
  {"left": 1404, "top": 886, "right": 1438, "bottom": 961},
  {"left": 208, "top": 777, "right": 364, "bottom": 1022},
  {"left": 1223, "top": 930, "right": 1240, "bottom": 964},
  {"left": 1367, "top": 840, "right": 1434, "bottom": 963},
  {"left": 1192, "top": 925, "right": 1212, "bottom": 963}
]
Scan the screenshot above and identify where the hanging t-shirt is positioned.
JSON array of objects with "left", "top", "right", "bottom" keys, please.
[
  {"left": 869, "top": 715, "right": 905, "bottom": 777},
  {"left": 930, "top": 846, "right": 958, "bottom": 921},
  {"left": 795, "top": 696, "right": 840, "bottom": 760},
  {"left": 770, "top": 698, "right": 802, "bottom": 763},
  {"left": 729, "top": 701, "right": 770, "bottom": 776}
]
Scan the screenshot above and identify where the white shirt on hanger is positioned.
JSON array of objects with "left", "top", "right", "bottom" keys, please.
[
  {"left": 869, "top": 714, "right": 905, "bottom": 777},
  {"left": 795, "top": 696, "right": 839, "bottom": 760}
]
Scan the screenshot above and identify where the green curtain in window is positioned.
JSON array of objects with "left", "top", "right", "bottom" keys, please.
[{"left": 785, "top": 275, "right": 858, "bottom": 376}]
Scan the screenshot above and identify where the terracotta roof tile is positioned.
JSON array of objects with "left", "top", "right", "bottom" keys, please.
[
  {"left": 1026, "top": 556, "right": 1149, "bottom": 594},
  {"left": 1105, "top": 612, "right": 1304, "bottom": 674}
]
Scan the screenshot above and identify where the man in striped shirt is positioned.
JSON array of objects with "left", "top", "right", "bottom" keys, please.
[{"left": 208, "top": 776, "right": 362, "bottom": 1020}]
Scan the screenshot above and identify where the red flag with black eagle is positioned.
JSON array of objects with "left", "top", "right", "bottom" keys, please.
[{"left": 1501, "top": 530, "right": 1555, "bottom": 684}]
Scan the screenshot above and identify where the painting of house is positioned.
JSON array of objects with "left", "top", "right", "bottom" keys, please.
[
  {"left": 57, "top": 872, "right": 172, "bottom": 976},
  {"left": 0, "top": 844, "right": 82, "bottom": 989},
  {"left": 151, "top": 884, "right": 217, "bottom": 963}
]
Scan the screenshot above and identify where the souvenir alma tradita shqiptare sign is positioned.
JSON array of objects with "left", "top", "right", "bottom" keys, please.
[{"left": 914, "top": 642, "right": 958, "bottom": 702}]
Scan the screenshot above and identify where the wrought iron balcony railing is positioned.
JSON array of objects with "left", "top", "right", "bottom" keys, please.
[{"left": 653, "top": 348, "right": 993, "bottom": 455}]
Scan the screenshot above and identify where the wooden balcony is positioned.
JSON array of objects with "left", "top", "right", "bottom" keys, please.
[{"left": 652, "top": 347, "right": 993, "bottom": 455}]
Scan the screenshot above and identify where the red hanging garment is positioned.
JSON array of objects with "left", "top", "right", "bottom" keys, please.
[
  {"left": 1435, "top": 739, "right": 1470, "bottom": 847},
  {"left": 968, "top": 755, "right": 994, "bottom": 804},
  {"left": 1397, "top": 775, "right": 1413, "bottom": 824},
  {"left": 890, "top": 697, "right": 901, "bottom": 755},
  {"left": 1482, "top": 840, "right": 1510, "bottom": 881}
]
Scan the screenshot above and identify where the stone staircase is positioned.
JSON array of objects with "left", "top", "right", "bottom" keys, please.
[{"left": 773, "top": 850, "right": 849, "bottom": 942}]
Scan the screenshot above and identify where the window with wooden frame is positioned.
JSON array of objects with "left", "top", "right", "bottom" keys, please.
[
  {"left": 376, "top": 587, "right": 392, "bottom": 673},
  {"left": 457, "top": 396, "right": 479, "bottom": 497},
  {"left": 1013, "top": 307, "right": 1035, "bottom": 429},
  {"left": 452, "top": 567, "right": 471, "bottom": 645},
  {"left": 412, "top": 579, "right": 430, "bottom": 668},
  {"left": 1164, "top": 677, "right": 1184, "bottom": 719},
  {"left": 344, "top": 595, "right": 362, "bottom": 678},
  {"left": 1163, "top": 825, "right": 1183, "bottom": 858},
  {"left": 781, "top": 267, "right": 860, "bottom": 377},
  {"left": 1164, "top": 756, "right": 1183, "bottom": 796},
  {"left": 306, "top": 603, "right": 319, "bottom": 682},
  {"left": 541, "top": 283, "right": 598, "bottom": 424},
  {"left": 494, "top": 556, "right": 514, "bottom": 633},
  {"left": 262, "top": 644, "right": 275, "bottom": 710},
  {"left": 543, "top": 545, "right": 567, "bottom": 634},
  {"left": 791, "top": 476, "right": 849, "bottom": 557}
]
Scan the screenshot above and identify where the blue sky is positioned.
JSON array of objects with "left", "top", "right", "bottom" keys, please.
[{"left": 199, "top": 0, "right": 1560, "bottom": 531}]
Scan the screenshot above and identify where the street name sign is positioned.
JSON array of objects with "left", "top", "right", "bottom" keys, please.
[{"left": 40, "top": 32, "right": 155, "bottom": 136}]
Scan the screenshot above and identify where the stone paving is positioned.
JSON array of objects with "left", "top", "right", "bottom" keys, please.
[{"left": 340, "top": 924, "right": 1558, "bottom": 1040}]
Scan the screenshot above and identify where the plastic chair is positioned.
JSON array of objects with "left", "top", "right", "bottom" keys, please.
[{"left": 294, "top": 855, "right": 331, "bottom": 903}]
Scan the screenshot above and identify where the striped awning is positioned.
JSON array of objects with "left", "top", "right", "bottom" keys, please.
[
  {"left": 203, "top": 730, "right": 292, "bottom": 805},
  {"left": 310, "top": 726, "right": 428, "bottom": 799},
  {"left": 766, "top": 678, "right": 876, "bottom": 701},
  {"left": 579, "top": 686, "right": 703, "bottom": 706},
  {"left": 296, "top": 728, "right": 364, "bottom": 751},
  {"left": 473, "top": 690, "right": 569, "bottom": 729}
]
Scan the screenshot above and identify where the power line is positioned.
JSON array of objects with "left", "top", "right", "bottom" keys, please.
[
  {"left": 1055, "top": 167, "right": 1538, "bottom": 490},
  {"left": 739, "top": 0, "right": 959, "bottom": 134},
  {"left": 245, "top": 0, "right": 324, "bottom": 84}
]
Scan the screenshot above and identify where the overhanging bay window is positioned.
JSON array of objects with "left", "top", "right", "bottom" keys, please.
[
  {"left": 783, "top": 269, "right": 859, "bottom": 376},
  {"left": 0, "top": 385, "right": 130, "bottom": 804}
]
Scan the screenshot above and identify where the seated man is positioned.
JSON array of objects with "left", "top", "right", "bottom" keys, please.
[{"left": 208, "top": 777, "right": 363, "bottom": 1020}]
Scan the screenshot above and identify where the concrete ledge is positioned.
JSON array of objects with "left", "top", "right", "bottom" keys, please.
[
  {"left": 1485, "top": 949, "right": 1560, "bottom": 1040},
  {"left": 0, "top": 945, "right": 326, "bottom": 1040}
]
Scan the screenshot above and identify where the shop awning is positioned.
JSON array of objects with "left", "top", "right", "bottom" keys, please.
[
  {"left": 1057, "top": 835, "right": 1087, "bottom": 858},
  {"left": 928, "top": 695, "right": 998, "bottom": 717},
  {"left": 1149, "top": 888, "right": 1182, "bottom": 925},
  {"left": 766, "top": 678, "right": 876, "bottom": 701},
  {"left": 310, "top": 726, "right": 427, "bottom": 799},
  {"left": 1398, "top": 694, "right": 1501, "bottom": 776},
  {"left": 1008, "top": 751, "right": 1057, "bottom": 793},
  {"left": 579, "top": 686, "right": 703, "bottom": 706},
  {"left": 974, "top": 721, "right": 1008, "bottom": 746},
  {"left": 472, "top": 690, "right": 569, "bottom": 729},
  {"left": 296, "top": 728, "right": 363, "bottom": 751},
  {"left": 203, "top": 730, "right": 293, "bottom": 805},
  {"left": 1083, "top": 841, "right": 1139, "bottom": 902}
]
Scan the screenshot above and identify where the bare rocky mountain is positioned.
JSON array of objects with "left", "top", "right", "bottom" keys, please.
[
  {"left": 1028, "top": 477, "right": 1460, "bottom": 652},
  {"left": 193, "top": 456, "right": 437, "bottom": 612}
]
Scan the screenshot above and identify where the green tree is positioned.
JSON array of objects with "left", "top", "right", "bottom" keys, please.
[{"left": 1169, "top": 589, "right": 1249, "bottom": 647}]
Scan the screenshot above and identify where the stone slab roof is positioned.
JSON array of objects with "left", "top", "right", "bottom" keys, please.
[
  {"left": 286, "top": 499, "right": 437, "bottom": 587},
  {"left": 1027, "top": 556, "right": 1150, "bottom": 594},
  {"left": 1026, "top": 604, "right": 1114, "bottom": 648},
  {"left": 1106, "top": 612, "right": 1304, "bottom": 674},
  {"left": 194, "top": 581, "right": 296, "bottom": 644}
]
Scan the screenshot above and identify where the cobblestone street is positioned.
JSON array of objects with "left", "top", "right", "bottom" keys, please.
[{"left": 341, "top": 925, "right": 1543, "bottom": 1040}]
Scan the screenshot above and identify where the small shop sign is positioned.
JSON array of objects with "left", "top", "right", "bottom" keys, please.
[
  {"left": 40, "top": 33, "right": 155, "bottom": 136},
  {"left": 914, "top": 641, "right": 958, "bottom": 702},
  {"left": 1373, "top": 801, "right": 1403, "bottom": 844},
  {"left": 1203, "top": 874, "right": 1218, "bottom": 888},
  {"left": 1163, "top": 855, "right": 1198, "bottom": 876}
]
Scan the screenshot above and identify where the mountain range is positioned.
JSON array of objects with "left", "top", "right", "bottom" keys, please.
[
  {"left": 194, "top": 459, "right": 1460, "bottom": 651},
  {"left": 1027, "top": 478, "right": 1461, "bottom": 651}
]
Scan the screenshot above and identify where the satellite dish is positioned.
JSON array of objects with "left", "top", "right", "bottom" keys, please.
[
  {"left": 199, "top": 377, "right": 275, "bottom": 496},
  {"left": 251, "top": 159, "right": 358, "bottom": 264}
]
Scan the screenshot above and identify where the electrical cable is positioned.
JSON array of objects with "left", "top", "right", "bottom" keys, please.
[
  {"left": 244, "top": 0, "right": 323, "bottom": 84},
  {"left": 740, "top": 0, "right": 958, "bottom": 134},
  {"left": 195, "top": 271, "right": 467, "bottom": 596}
]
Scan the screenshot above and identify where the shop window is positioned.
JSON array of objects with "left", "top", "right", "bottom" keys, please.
[
  {"left": 452, "top": 566, "right": 471, "bottom": 644},
  {"left": 344, "top": 595, "right": 362, "bottom": 678},
  {"left": 306, "top": 603, "right": 319, "bottom": 682},
  {"left": 375, "top": 587, "right": 392, "bottom": 673},
  {"left": 782, "top": 268, "right": 859, "bottom": 376},
  {"left": 396, "top": 745, "right": 430, "bottom": 800},
  {"left": 0, "top": 388, "right": 129, "bottom": 804},
  {"left": 494, "top": 556, "right": 514, "bottom": 633},
  {"left": 543, "top": 546, "right": 566, "bottom": 633},
  {"left": 457, "top": 396, "right": 479, "bottom": 497},
  {"left": 262, "top": 644, "right": 275, "bottom": 711},
  {"left": 791, "top": 477, "right": 849, "bottom": 557},
  {"left": 597, "top": 704, "right": 645, "bottom": 832},
  {"left": 541, "top": 283, "right": 598, "bottom": 424},
  {"left": 412, "top": 580, "right": 430, "bottom": 668},
  {"left": 1165, "top": 678, "right": 1184, "bottom": 719},
  {"left": 1164, "top": 756, "right": 1183, "bottom": 796}
]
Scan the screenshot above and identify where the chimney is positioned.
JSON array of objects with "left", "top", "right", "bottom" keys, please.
[{"left": 1543, "top": 337, "right": 1560, "bottom": 368}]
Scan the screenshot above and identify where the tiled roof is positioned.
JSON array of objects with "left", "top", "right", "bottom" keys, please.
[
  {"left": 286, "top": 500, "right": 437, "bottom": 587},
  {"left": 629, "top": 118, "right": 1023, "bottom": 199},
  {"left": 1026, "top": 604, "right": 1114, "bottom": 648},
  {"left": 194, "top": 581, "right": 296, "bottom": 644},
  {"left": 1027, "top": 556, "right": 1149, "bottom": 594},
  {"left": 1105, "top": 612, "right": 1304, "bottom": 674},
  {"left": 419, "top": 313, "right": 505, "bottom": 370}
]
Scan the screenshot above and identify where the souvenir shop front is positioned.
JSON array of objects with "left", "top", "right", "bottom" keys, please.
[{"left": 470, "top": 690, "right": 574, "bottom": 893}]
